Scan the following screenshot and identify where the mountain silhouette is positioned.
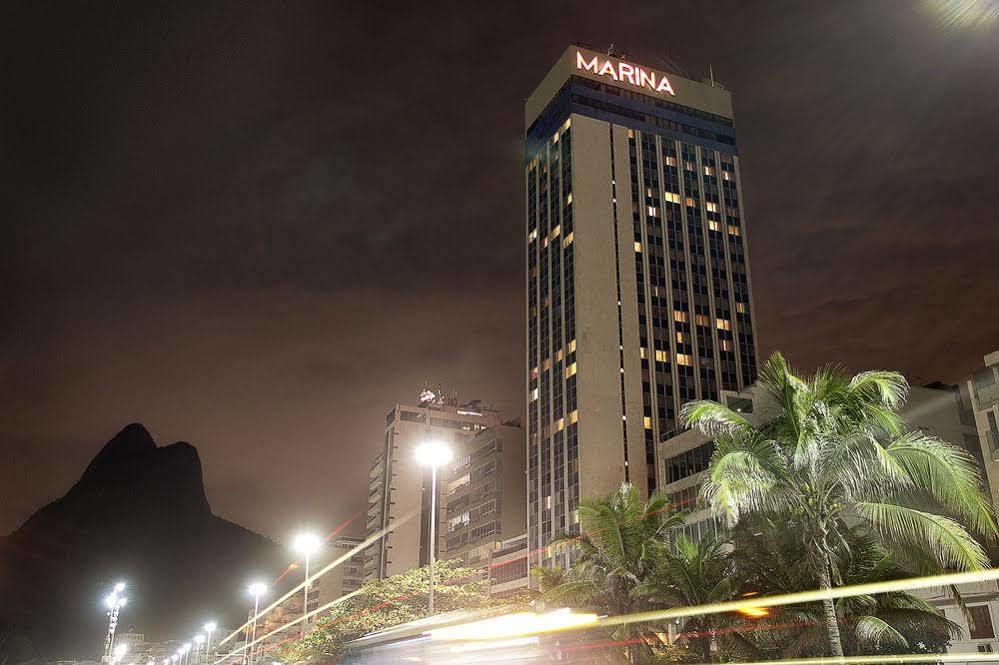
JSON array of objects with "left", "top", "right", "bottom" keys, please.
[{"left": 0, "top": 424, "right": 282, "bottom": 659}]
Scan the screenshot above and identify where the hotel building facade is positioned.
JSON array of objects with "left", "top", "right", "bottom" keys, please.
[{"left": 524, "top": 45, "right": 759, "bottom": 561}]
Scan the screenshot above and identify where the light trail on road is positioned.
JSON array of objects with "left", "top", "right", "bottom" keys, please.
[{"left": 215, "top": 508, "right": 417, "bottom": 649}]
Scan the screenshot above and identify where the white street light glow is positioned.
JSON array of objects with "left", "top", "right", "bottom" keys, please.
[
  {"left": 193, "top": 634, "right": 204, "bottom": 644},
  {"left": 414, "top": 440, "right": 452, "bottom": 467},
  {"left": 292, "top": 532, "right": 322, "bottom": 556},
  {"left": 248, "top": 581, "right": 267, "bottom": 597},
  {"left": 203, "top": 621, "right": 216, "bottom": 632},
  {"left": 114, "top": 645, "right": 128, "bottom": 657}
]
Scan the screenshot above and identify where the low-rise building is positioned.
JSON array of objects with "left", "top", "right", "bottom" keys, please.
[{"left": 967, "top": 350, "right": 999, "bottom": 511}]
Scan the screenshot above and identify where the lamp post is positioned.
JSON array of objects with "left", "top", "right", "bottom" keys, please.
[
  {"left": 246, "top": 582, "right": 267, "bottom": 665},
  {"left": 291, "top": 532, "right": 322, "bottom": 633},
  {"left": 179, "top": 643, "right": 190, "bottom": 665},
  {"left": 202, "top": 622, "right": 217, "bottom": 665},
  {"left": 102, "top": 582, "right": 127, "bottom": 663},
  {"left": 192, "top": 635, "right": 205, "bottom": 665},
  {"left": 414, "top": 440, "right": 452, "bottom": 615}
]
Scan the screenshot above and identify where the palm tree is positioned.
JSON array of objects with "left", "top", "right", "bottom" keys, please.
[
  {"left": 636, "top": 533, "right": 757, "bottom": 663},
  {"left": 535, "top": 483, "right": 685, "bottom": 661},
  {"left": 682, "top": 352, "right": 995, "bottom": 657},
  {"left": 731, "top": 517, "right": 959, "bottom": 658}
]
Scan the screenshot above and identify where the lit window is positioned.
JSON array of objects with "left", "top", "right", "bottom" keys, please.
[
  {"left": 674, "top": 310, "right": 688, "bottom": 323},
  {"left": 530, "top": 387, "right": 539, "bottom": 401},
  {"left": 542, "top": 357, "right": 552, "bottom": 371},
  {"left": 704, "top": 166, "right": 715, "bottom": 176},
  {"left": 664, "top": 192, "right": 680, "bottom": 204},
  {"left": 708, "top": 221, "right": 721, "bottom": 231},
  {"left": 639, "top": 347, "right": 647, "bottom": 359},
  {"left": 655, "top": 349, "right": 669, "bottom": 363},
  {"left": 627, "top": 129, "right": 634, "bottom": 138},
  {"left": 684, "top": 161, "right": 696, "bottom": 171},
  {"left": 566, "top": 192, "right": 573, "bottom": 205},
  {"left": 695, "top": 314, "right": 711, "bottom": 327},
  {"left": 555, "top": 348, "right": 564, "bottom": 362},
  {"left": 666, "top": 156, "right": 678, "bottom": 167},
  {"left": 716, "top": 318, "right": 732, "bottom": 331},
  {"left": 634, "top": 241, "right": 643, "bottom": 252},
  {"left": 565, "top": 363, "right": 577, "bottom": 378},
  {"left": 568, "top": 339, "right": 576, "bottom": 353},
  {"left": 685, "top": 197, "right": 696, "bottom": 207},
  {"left": 563, "top": 118, "right": 571, "bottom": 130},
  {"left": 676, "top": 331, "right": 687, "bottom": 344},
  {"left": 728, "top": 225, "right": 741, "bottom": 237},
  {"left": 644, "top": 417, "right": 652, "bottom": 430},
  {"left": 723, "top": 171, "right": 733, "bottom": 181},
  {"left": 705, "top": 202, "right": 719, "bottom": 213},
  {"left": 736, "top": 302, "right": 747, "bottom": 314},
  {"left": 676, "top": 354, "right": 693, "bottom": 366},
  {"left": 553, "top": 131, "right": 559, "bottom": 143},
  {"left": 551, "top": 224, "right": 561, "bottom": 238},
  {"left": 720, "top": 340, "right": 733, "bottom": 352},
  {"left": 563, "top": 231, "right": 574, "bottom": 247},
  {"left": 555, "top": 418, "right": 565, "bottom": 432},
  {"left": 647, "top": 206, "right": 658, "bottom": 217},
  {"left": 528, "top": 228, "right": 538, "bottom": 242},
  {"left": 568, "top": 410, "right": 578, "bottom": 424}
]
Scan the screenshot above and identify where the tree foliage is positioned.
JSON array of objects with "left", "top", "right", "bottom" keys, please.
[{"left": 277, "top": 559, "right": 493, "bottom": 663}]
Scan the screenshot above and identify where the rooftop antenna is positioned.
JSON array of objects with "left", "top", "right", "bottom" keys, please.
[{"left": 709, "top": 64, "right": 715, "bottom": 87}]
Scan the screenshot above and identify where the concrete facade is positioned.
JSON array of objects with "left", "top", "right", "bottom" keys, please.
[
  {"left": 967, "top": 351, "right": 999, "bottom": 511},
  {"left": 438, "top": 423, "right": 527, "bottom": 568},
  {"left": 364, "top": 395, "right": 502, "bottom": 580},
  {"left": 525, "top": 45, "right": 759, "bottom": 567}
]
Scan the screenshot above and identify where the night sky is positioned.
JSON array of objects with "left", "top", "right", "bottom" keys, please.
[{"left": 3, "top": 1, "right": 998, "bottom": 540}]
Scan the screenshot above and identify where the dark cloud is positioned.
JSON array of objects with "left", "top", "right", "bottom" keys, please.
[{"left": 2, "top": 0, "right": 997, "bottom": 538}]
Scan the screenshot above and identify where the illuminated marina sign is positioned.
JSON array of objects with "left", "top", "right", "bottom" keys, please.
[{"left": 575, "top": 51, "right": 676, "bottom": 96}]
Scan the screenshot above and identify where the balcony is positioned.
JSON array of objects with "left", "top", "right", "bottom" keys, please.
[{"left": 975, "top": 382, "right": 999, "bottom": 411}]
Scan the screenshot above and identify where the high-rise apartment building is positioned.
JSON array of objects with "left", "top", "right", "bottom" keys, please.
[
  {"left": 524, "top": 45, "right": 759, "bottom": 559},
  {"left": 364, "top": 390, "right": 502, "bottom": 580},
  {"left": 438, "top": 422, "right": 526, "bottom": 568}
]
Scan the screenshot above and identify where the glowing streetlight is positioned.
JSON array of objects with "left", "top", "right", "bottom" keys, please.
[
  {"left": 202, "top": 622, "right": 217, "bottom": 665},
  {"left": 192, "top": 634, "right": 205, "bottom": 665},
  {"left": 247, "top": 582, "right": 268, "bottom": 664},
  {"left": 292, "top": 532, "right": 322, "bottom": 631},
  {"left": 102, "top": 582, "right": 128, "bottom": 663},
  {"left": 179, "top": 643, "right": 191, "bottom": 665},
  {"left": 111, "top": 644, "right": 128, "bottom": 665},
  {"left": 414, "top": 440, "right": 452, "bottom": 615}
]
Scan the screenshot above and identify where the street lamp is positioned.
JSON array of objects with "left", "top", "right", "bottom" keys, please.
[
  {"left": 202, "top": 622, "right": 217, "bottom": 665},
  {"left": 192, "top": 634, "right": 205, "bottom": 665},
  {"left": 414, "top": 440, "right": 452, "bottom": 615},
  {"left": 102, "top": 582, "right": 128, "bottom": 663},
  {"left": 111, "top": 644, "right": 128, "bottom": 665},
  {"left": 179, "top": 643, "right": 191, "bottom": 665},
  {"left": 247, "top": 582, "right": 268, "bottom": 665},
  {"left": 291, "top": 532, "right": 322, "bottom": 631}
]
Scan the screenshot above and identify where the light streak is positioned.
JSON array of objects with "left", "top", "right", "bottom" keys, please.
[
  {"left": 217, "top": 508, "right": 416, "bottom": 648},
  {"left": 597, "top": 567, "right": 999, "bottom": 629},
  {"left": 683, "top": 654, "right": 999, "bottom": 665},
  {"left": 213, "top": 588, "right": 363, "bottom": 664}
]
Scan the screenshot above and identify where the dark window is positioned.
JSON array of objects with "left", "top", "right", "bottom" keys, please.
[{"left": 970, "top": 605, "right": 995, "bottom": 639}]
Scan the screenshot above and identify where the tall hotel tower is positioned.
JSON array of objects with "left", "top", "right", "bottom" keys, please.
[{"left": 524, "top": 45, "right": 759, "bottom": 560}]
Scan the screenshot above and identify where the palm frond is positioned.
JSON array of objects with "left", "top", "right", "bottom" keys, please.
[
  {"left": 853, "top": 615, "right": 908, "bottom": 650},
  {"left": 681, "top": 399, "right": 753, "bottom": 436},
  {"left": 855, "top": 501, "right": 990, "bottom": 571},
  {"left": 884, "top": 431, "right": 997, "bottom": 536}
]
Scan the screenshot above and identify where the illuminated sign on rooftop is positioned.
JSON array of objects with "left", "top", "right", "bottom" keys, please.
[{"left": 575, "top": 51, "right": 675, "bottom": 96}]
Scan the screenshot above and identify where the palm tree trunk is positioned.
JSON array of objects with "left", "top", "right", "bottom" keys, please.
[{"left": 817, "top": 555, "right": 845, "bottom": 658}]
